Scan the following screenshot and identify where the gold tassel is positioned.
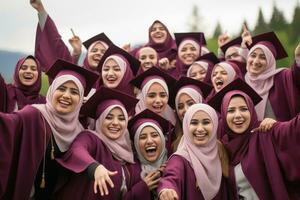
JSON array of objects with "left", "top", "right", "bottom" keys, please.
[
  {"left": 40, "top": 175, "right": 45, "bottom": 188},
  {"left": 51, "top": 146, "right": 55, "bottom": 160}
]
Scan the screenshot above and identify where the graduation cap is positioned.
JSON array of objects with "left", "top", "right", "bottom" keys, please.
[
  {"left": 207, "top": 78, "right": 262, "bottom": 113},
  {"left": 169, "top": 76, "right": 213, "bottom": 109},
  {"left": 130, "top": 66, "right": 177, "bottom": 90},
  {"left": 80, "top": 86, "right": 138, "bottom": 119},
  {"left": 174, "top": 32, "right": 207, "bottom": 48},
  {"left": 195, "top": 52, "right": 219, "bottom": 65},
  {"left": 97, "top": 44, "right": 140, "bottom": 75},
  {"left": 127, "top": 109, "right": 173, "bottom": 141},
  {"left": 82, "top": 32, "right": 113, "bottom": 50},
  {"left": 248, "top": 31, "right": 288, "bottom": 60},
  {"left": 220, "top": 36, "right": 242, "bottom": 55},
  {"left": 46, "top": 59, "right": 98, "bottom": 96}
]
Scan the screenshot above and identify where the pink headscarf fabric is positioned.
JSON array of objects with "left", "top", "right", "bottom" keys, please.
[
  {"left": 99, "top": 54, "right": 135, "bottom": 96},
  {"left": 175, "top": 86, "right": 203, "bottom": 112},
  {"left": 187, "top": 61, "right": 209, "bottom": 77},
  {"left": 32, "top": 75, "right": 84, "bottom": 152},
  {"left": 211, "top": 62, "right": 237, "bottom": 85},
  {"left": 245, "top": 44, "right": 284, "bottom": 120},
  {"left": 94, "top": 105, "right": 134, "bottom": 163},
  {"left": 83, "top": 40, "right": 109, "bottom": 72},
  {"left": 135, "top": 77, "right": 176, "bottom": 125},
  {"left": 178, "top": 39, "right": 200, "bottom": 55},
  {"left": 175, "top": 103, "right": 222, "bottom": 200}
]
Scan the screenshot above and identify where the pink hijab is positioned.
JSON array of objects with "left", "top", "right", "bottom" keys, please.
[
  {"left": 175, "top": 103, "right": 222, "bottom": 200},
  {"left": 135, "top": 77, "right": 176, "bottom": 125},
  {"left": 83, "top": 40, "right": 109, "bottom": 72},
  {"left": 32, "top": 75, "right": 84, "bottom": 152},
  {"left": 175, "top": 86, "right": 203, "bottom": 113},
  {"left": 94, "top": 104, "right": 134, "bottom": 163},
  {"left": 99, "top": 54, "right": 135, "bottom": 95},
  {"left": 187, "top": 61, "right": 209, "bottom": 77},
  {"left": 245, "top": 44, "right": 284, "bottom": 120}
]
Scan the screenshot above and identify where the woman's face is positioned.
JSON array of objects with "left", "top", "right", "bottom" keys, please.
[
  {"left": 212, "top": 65, "right": 229, "bottom": 92},
  {"left": 102, "top": 58, "right": 123, "bottom": 88},
  {"left": 247, "top": 48, "right": 268, "bottom": 76},
  {"left": 226, "top": 96, "right": 251, "bottom": 134},
  {"left": 177, "top": 93, "right": 196, "bottom": 121},
  {"left": 101, "top": 107, "right": 126, "bottom": 140},
  {"left": 189, "top": 64, "right": 207, "bottom": 82},
  {"left": 138, "top": 47, "right": 158, "bottom": 72},
  {"left": 87, "top": 42, "right": 107, "bottom": 70},
  {"left": 138, "top": 126, "right": 163, "bottom": 162},
  {"left": 150, "top": 22, "right": 168, "bottom": 44},
  {"left": 145, "top": 82, "right": 168, "bottom": 114},
  {"left": 18, "top": 58, "right": 39, "bottom": 86},
  {"left": 51, "top": 81, "right": 80, "bottom": 115},
  {"left": 188, "top": 110, "right": 213, "bottom": 146},
  {"left": 178, "top": 43, "right": 200, "bottom": 65}
]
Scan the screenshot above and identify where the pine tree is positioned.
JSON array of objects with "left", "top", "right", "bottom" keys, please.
[
  {"left": 269, "top": 3, "right": 288, "bottom": 31},
  {"left": 213, "top": 21, "right": 222, "bottom": 38},
  {"left": 253, "top": 8, "right": 270, "bottom": 35},
  {"left": 289, "top": 2, "right": 300, "bottom": 44}
]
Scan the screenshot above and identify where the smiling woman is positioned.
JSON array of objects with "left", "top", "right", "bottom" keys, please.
[{"left": 2, "top": 55, "right": 46, "bottom": 113}]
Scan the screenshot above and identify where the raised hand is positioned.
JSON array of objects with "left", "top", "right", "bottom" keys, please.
[
  {"left": 158, "top": 57, "right": 170, "bottom": 70},
  {"left": 94, "top": 165, "right": 118, "bottom": 196},
  {"left": 251, "top": 118, "right": 277, "bottom": 133},
  {"left": 69, "top": 29, "right": 82, "bottom": 57},
  {"left": 159, "top": 189, "right": 179, "bottom": 200},
  {"left": 241, "top": 23, "right": 252, "bottom": 49},
  {"left": 143, "top": 171, "right": 161, "bottom": 191},
  {"left": 30, "top": 0, "right": 45, "bottom": 13}
]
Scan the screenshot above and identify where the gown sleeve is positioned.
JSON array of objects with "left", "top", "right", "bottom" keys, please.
[
  {"left": 123, "top": 163, "right": 151, "bottom": 200},
  {"left": 271, "top": 114, "right": 300, "bottom": 182},
  {"left": 0, "top": 74, "right": 7, "bottom": 112},
  {"left": 157, "top": 155, "right": 184, "bottom": 198},
  {"left": 34, "top": 13, "right": 74, "bottom": 73}
]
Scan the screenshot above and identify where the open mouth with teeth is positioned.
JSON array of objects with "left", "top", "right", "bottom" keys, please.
[
  {"left": 58, "top": 99, "right": 72, "bottom": 108},
  {"left": 145, "top": 146, "right": 158, "bottom": 157},
  {"left": 143, "top": 63, "right": 153, "bottom": 69},
  {"left": 232, "top": 121, "right": 245, "bottom": 128},
  {"left": 214, "top": 79, "right": 224, "bottom": 90},
  {"left": 108, "top": 127, "right": 121, "bottom": 134},
  {"left": 193, "top": 132, "right": 208, "bottom": 141},
  {"left": 152, "top": 105, "right": 164, "bottom": 113},
  {"left": 23, "top": 74, "right": 34, "bottom": 80}
]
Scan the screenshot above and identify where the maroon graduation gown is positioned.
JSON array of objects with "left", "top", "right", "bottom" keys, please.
[
  {"left": 267, "top": 62, "right": 300, "bottom": 121},
  {"left": 55, "top": 132, "right": 124, "bottom": 200},
  {"left": 224, "top": 114, "right": 300, "bottom": 200},
  {"left": 0, "top": 105, "right": 63, "bottom": 199},
  {"left": 34, "top": 15, "right": 76, "bottom": 73},
  {"left": 157, "top": 155, "right": 230, "bottom": 200}
]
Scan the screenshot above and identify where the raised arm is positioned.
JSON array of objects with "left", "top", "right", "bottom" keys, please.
[{"left": 31, "top": 0, "right": 74, "bottom": 72}]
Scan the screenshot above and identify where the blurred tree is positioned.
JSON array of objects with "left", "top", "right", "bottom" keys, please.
[
  {"left": 288, "top": 2, "right": 300, "bottom": 44},
  {"left": 187, "top": 5, "right": 204, "bottom": 32},
  {"left": 269, "top": 2, "right": 288, "bottom": 31},
  {"left": 213, "top": 21, "right": 222, "bottom": 39},
  {"left": 253, "top": 8, "right": 270, "bottom": 34}
]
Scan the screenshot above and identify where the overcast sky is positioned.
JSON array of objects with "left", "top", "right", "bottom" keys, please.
[{"left": 0, "top": 0, "right": 298, "bottom": 54}]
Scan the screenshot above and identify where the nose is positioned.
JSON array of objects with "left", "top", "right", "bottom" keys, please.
[
  {"left": 111, "top": 117, "right": 118, "bottom": 125},
  {"left": 107, "top": 68, "right": 114, "bottom": 76},
  {"left": 146, "top": 135, "right": 154, "bottom": 144},
  {"left": 62, "top": 90, "right": 71, "bottom": 99},
  {"left": 233, "top": 110, "right": 242, "bottom": 119},
  {"left": 196, "top": 124, "right": 205, "bottom": 132},
  {"left": 154, "top": 96, "right": 162, "bottom": 103}
]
